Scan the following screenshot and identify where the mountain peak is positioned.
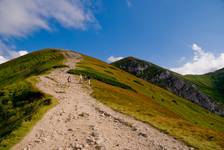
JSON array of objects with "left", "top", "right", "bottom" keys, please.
[{"left": 112, "top": 56, "right": 224, "bottom": 116}]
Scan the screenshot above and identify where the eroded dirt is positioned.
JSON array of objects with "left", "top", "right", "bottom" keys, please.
[{"left": 12, "top": 53, "right": 190, "bottom": 150}]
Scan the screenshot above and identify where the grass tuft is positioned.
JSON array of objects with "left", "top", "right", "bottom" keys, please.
[
  {"left": 71, "top": 54, "right": 224, "bottom": 150},
  {"left": 133, "top": 80, "right": 144, "bottom": 86},
  {"left": 0, "top": 49, "right": 65, "bottom": 149},
  {"left": 68, "top": 68, "right": 135, "bottom": 91}
]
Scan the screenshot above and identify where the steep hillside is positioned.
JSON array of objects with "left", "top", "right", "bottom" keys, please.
[
  {"left": 112, "top": 57, "right": 224, "bottom": 116},
  {"left": 0, "top": 49, "right": 66, "bottom": 149},
  {"left": 68, "top": 54, "right": 224, "bottom": 150},
  {"left": 185, "top": 68, "right": 224, "bottom": 104},
  {"left": 0, "top": 49, "right": 224, "bottom": 150},
  {"left": 13, "top": 53, "right": 189, "bottom": 150}
]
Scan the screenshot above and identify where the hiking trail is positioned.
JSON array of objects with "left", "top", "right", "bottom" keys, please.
[{"left": 12, "top": 53, "right": 190, "bottom": 150}]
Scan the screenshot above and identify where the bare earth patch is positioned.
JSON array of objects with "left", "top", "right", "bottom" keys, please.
[{"left": 12, "top": 54, "right": 190, "bottom": 150}]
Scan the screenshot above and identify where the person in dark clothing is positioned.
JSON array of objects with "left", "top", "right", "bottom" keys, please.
[{"left": 67, "top": 76, "right": 71, "bottom": 82}]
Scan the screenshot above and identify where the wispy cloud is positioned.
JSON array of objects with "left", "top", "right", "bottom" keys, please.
[
  {"left": 0, "top": 41, "right": 28, "bottom": 64},
  {"left": 0, "top": 0, "right": 98, "bottom": 37},
  {"left": 0, "top": 40, "right": 28, "bottom": 64},
  {"left": 126, "top": 0, "right": 132, "bottom": 8},
  {"left": 107, "top": 56, "right": 124, "bottom": 63},
  {"left": 0, "top": 56, "right": 8, "bottom": 64},
  {"left": 0, "top": 0, "right": 98, "bottom": 63},
  {"left": 171, "top": 43, "right": 224, "bottom": 75},
  {"left": 178, "top": 57, "right": 186, "bottom": 63}
]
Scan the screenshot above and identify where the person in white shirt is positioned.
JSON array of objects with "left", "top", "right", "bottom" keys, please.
[{"left": 79, "top": 74, "right": 83, "bottom": 83}]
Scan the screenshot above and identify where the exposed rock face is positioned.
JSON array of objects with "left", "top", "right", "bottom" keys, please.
[
  {"left": 113, "top": 57, "right": 224, "bottom": 116},
  {"left": 13, "top": 57, "right": 189, "bottom": 150}
]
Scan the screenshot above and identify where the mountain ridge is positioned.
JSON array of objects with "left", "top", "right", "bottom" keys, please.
[
  {"left": 185, "top": 67, "right": 224, "bottom": 104},
  {"left": 0, "top": 49, "right": 224, "bottom": 150},
  {"left": 13, "top": 52, "right": 189, "bottom": 150},
  {"left": 112, "top": 56, "right": 224, "bottom": 116}
]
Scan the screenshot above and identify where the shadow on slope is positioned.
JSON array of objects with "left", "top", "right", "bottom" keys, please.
[
  {"left": 68, "top": 54, "right": 224, "bottom": 150},
  {"left": 0, "top": 49, "right": 65, "bottom": 149}
]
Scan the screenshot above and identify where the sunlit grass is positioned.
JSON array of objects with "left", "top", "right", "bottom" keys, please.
[
  {"left": 0, "top": 49, "right": 65, "bottom": 149},
  {"left": 185, "top": 74, "right": 224, "bottom": 104},
  {"left": 70, "top": 54, "right": 224, "bottom": 150}
]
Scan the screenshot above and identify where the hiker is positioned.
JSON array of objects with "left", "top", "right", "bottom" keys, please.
[
  {"left": 79, "top": 74, "right": 83, "bottom": 83},
  {"left": 67, "top": 76, "right": 71, "bottom": 82},
  {"left": 87, "top": 76, "right": 91, "bottom": 85},
  {"left": 84, "top": 75, "right": 87, "bottom": 81}
]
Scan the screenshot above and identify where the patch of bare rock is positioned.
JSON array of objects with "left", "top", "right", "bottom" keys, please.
[{"left": 12, "top": 54, "right": 191, "bottom": 150}]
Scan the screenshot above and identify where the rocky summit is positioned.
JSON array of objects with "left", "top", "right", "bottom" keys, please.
[{"left": 112, "top": 56, "right": 224, "bottom": 116}]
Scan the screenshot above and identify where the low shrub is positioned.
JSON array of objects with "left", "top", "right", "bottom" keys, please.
[
  {"left": 108, "top": 66, "right": 117, "bottom": 70},
  {"left": 133, "top": 80, "right": 144, "bottom": 86},
  {"left": 104, "top": 70, "right": 114, "bottom": 74},
  {"left": 0, "top": 81, "right": 44, "bottom": 139},
  {"left": 43, "top": 98, "right": 52, "bottom": 105},
  {"left": 52, "top": 64, "right": 68, "bottom": 68},
  {"left": 67, "top": 69, "right": 135, "bottom": 91}
]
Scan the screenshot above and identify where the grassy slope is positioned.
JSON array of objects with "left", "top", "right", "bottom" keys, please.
[
  {"left": 0, "top": 49, "right": 65, "bottom": 149},
  {"left": 185, "top": 70, "right": 224, "bottom": 104},
  {"left": 112, "top": 57, "right": 224, "bottom": 116},
  {"left": 112, "top": 57, "right": 224, "bottom": 106},
  {"left": 69, "top": 55, "right": 224, "bottom": 150}
]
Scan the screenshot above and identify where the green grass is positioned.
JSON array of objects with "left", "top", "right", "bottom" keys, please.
[
  {"left": 0, "top": 77, "right": 58, "bottom": 150},
  {"left": 185, "top": 72, "right": 224, "bottom": 104},
  {"left": 52, "top": 64, "right": 69, "bottom": 69},
  {"left": 1, "top": 49, "right": 223, "bottom": 149},
  {"left": 133, "top": 79, "right": 144, "bottom": 86},
  {"left": 112, "top": 56, "right": 224, "bottom": 116},
  {"left": 68, "top": 68, "right": 134, "bottom": 91},
  {"left": 0, "top": 49, "right": 65, "bottom": 149},
  {"left": 72, "top": 54, "right": 224, "bottom": 150}
]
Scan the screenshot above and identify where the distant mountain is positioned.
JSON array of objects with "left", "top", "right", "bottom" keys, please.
[
  {"left": 112, "top": 56, "right": 224, "bottom": 116},
  {"left": 185, "top": 68, "right": 224, "bottom": 105},
  {"left": 1, "top": 50, "right": 224, "bottom": 149}
]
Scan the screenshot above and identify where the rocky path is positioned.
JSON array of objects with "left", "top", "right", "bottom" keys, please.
[{"left": 12, "top": 55, "right": 190, "bottom": 150}]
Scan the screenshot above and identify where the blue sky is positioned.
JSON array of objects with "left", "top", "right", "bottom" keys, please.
[{"left": 1, "top": 0, "right": 224, "bottom": 74}]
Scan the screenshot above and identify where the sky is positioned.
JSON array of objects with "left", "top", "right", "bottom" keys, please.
[{"left": 0, "top": 0, "right": 224, "bottom": 75}]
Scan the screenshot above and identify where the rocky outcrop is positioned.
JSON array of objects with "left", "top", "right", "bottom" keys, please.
[
  {"left": 13, "top": 56, "right": 189, "bottom": 150},
  {"left": 113, "top": 57, "right": 224, "bottom": 116}
]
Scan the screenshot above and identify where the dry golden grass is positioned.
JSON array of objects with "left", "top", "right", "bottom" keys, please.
[{"left": 70, "top": 54, "right": 224, "bottom": 150}]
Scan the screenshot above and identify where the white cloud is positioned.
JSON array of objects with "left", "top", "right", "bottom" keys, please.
[
  {"left": 18, "top": 50, "right": 28, "bottom": 56},
  {"left": 0, "top": 40, "right": 28, "bottom": 64},
  {"left": 0, "top": 0, "right": 97, "bottom": 63},
  {"left": 107, "top": 56, "right": 124, "bottom": 63},
  {"left": 0, "top": 56, "right": 8, "bottom": 64},
  {"left": 171, "top": 43, "right": 224, "bottom": 75},
  {"left": 0, "top": 40, "right": 15, "bottom": 57},
  {"left": 0, "top": 0, "right": 98, "bottom": 37},
  {"left": 0, "top": 50, "right": 28, "bottom": 64}
]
